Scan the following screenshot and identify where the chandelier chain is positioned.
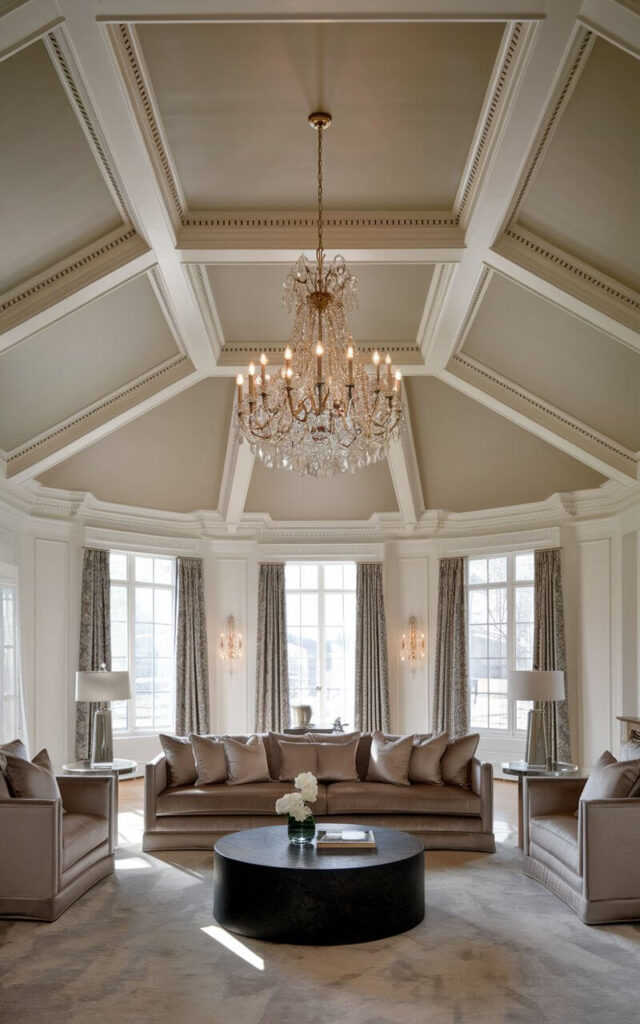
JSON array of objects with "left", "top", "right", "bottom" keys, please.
[{"left": 316, "top": 122, "right": 324, "bottom": 275}]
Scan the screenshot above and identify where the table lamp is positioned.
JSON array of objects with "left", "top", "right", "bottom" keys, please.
[
  {"left": 75, "top": 665, "right": 131, "bottom": 767},
  {"left": 508, "top": 669, "right": 565, "bottom": 770}
]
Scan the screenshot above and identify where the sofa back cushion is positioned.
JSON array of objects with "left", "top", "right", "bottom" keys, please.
[
  {"left": 2, "top": 748, "right": 63, "bottom": 804},
  {"left": 265, "top": 731, "right": 310, "bottom": 780},
  {"left": 160, "top": 734, "right": 197, "bottom": 787},
  {"left": 313, "top": 735, "right": 360, "bottom": 782},
  {"left": 441, "top": 733, "right": 480, "bottom": 788},
  {"left": 224, "top": 735, "right": 271, "bottom": 785},
  {"left": 278, "top": 740, "right": 318, "bottom": 781},
  {"left": 409, "top": 732, "right": 449, "bottom": 785},
  {"left": 580, "top": 750, "right": 640, "bottom": 802},
  {"left": 190, "top": 734, "right": 228, "bottom": 786},
  {"left": 367, "top": 731, "right": 414, "bottom": 786}
]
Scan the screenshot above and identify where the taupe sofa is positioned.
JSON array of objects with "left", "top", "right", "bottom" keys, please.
[
  {"left": 143, "top": 733, "right": 495, "bottom": 853},
  {"left": 0, "top": 774, "right": 115, "bottom": 921},
  {"left": 523, "top": 776, "right": 640, "bottom": 924}
]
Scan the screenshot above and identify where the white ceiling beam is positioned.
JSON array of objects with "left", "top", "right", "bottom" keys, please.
[
  {"left": 0, "top": 0, "right": 61, "bottom": 62},
  {"left": 579, "top": 0, "right": 640, "bottom": 58},
  {"left": 218, "top": 412, "right": 255, "bottom": 533},
  {"left": 439, "top": 357, "right": 639, "bottom": 484},
  {"left": 387, "top": 401, "right": 425, "bottom": 528},
  {"left": 92, "top": 0, "right": 546, "bottom": 21},
  {"left": 180, "top": 247, "right": 464, "bottom": 265},
  {"left": 55, "top": 4, "right": 218, "bottom": 372},
  {"left": 423, "top": 4, "right": 585, "bottom": 371}
]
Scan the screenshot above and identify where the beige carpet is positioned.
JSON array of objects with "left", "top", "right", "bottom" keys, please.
[{"left": 1, "top": 823, "right": 639, "bottom": 1024}]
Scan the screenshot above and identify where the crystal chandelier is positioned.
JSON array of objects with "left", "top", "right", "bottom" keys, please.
[{"left": 235, "top": 112, "right": 403, "bottom": 476}]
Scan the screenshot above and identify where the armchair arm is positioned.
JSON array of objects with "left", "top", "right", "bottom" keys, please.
[
  {"left": 523, "top": 777, "right": 587, "bottom": 854},
  {"left": 57, "top": 775, "right": 114, "bottom": 818},
  {"left": 582, "top": 798, "right": 640, "bottom": 902},
  {"left": 145, "top": 754, "right": 168, "bottom": 832},
  {"left": 470, "top": 758, "right": 493, "bottom": 832},
  {"left": 0, "top": 799, "right": 61, "bottom": 899}
]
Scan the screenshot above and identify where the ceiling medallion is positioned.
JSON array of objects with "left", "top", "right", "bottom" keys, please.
[{"left": 235, "top": 112, "right": 403, "bottom": 476}]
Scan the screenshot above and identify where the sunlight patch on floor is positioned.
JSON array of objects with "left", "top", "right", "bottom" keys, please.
[
  {"left": 201, "top": 925, "right": 265, "bottom": 971},
  {"left": 115, "top": 856, "right": 152, "bottom": 871}
]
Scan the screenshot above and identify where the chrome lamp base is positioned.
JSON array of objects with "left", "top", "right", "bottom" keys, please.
[
  {"left": 524, "top": 708, "right": 551, "bottom": 770},
  {"left": 91, "top": 707, "right": 113, "bottom": 767}
]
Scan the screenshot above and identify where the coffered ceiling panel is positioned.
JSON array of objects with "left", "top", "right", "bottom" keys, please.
[
  {"left": 38, "top": 378, "right": 234, "bottom": 512},
  {"left": 462, "top": 274, "right": 640, "bottom": 450},
  {"left": 245, "top": 457, "right": 398, "bottom": 521},
  {"left": 0, "top": 40, "right": 122, "bottom": 293},
  {"left": 407, "top": 376, "right": 605, "bottom": 513},
  {"left": 516, "top": 38, "right": 640, "bottom": 290},
  {"left": 207, "top": 263, "right": 433, "bottom": 349},
  {"left": 137, "top": 22, "right": 503, "bottom": 210},
  {"left": 0, "top": 275, "right": 179, "bottom": 450}
]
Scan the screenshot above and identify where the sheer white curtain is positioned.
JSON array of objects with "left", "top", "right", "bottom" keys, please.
[{"left": 0, "top": 566, "right": 29, "bottom": 750}]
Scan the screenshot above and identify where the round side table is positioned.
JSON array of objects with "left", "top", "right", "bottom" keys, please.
[{"left": 61, "top": 758, "right": 137, "bottom": 777}]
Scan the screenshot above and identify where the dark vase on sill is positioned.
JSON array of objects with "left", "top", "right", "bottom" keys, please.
[{"left": 288, "top": 813, "right": 316, "bottom": 845}]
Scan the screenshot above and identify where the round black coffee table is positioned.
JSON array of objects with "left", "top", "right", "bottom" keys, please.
[{"left": 213, "top": 823, "right": 425, "bottom": 945}]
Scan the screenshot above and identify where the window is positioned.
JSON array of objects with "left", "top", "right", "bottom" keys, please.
[
  {"left": 110, "top": 552, "right": 176, "bottom": 733},
  {"left": 467, "top": 552, "right": 535, "bottom": 732},
  {"left": 0, "top": 579, "right": 26, "bottom": 745},
  {"left": 285, "top": 562, "right": 356, "bottom": 727}
]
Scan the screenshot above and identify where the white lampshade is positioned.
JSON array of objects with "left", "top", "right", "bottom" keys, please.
[
  {"left": 75, "top": 670, "right": 131, "bottom": 702},
  {"left": 508, "top": 670, "right": 565, "bottom": 702}
]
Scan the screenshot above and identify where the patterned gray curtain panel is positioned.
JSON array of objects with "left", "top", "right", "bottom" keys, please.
[
  {"left": 433, "top": 557, "right": 468, "bottom": 737},
  {"left": 534, "top": 548, "right": 571, "bottom": 762},
  {"left": 355, "top": 563, "right": 390, "bottom": 732},
  {"left": 75, "top": 548, "right": 111, "bottom": 760},
  {"left": 175, "top": 557, "right": 210, "bottom": 736},
  {"left": 255, "top": 563, "right": 290, "bottom": 732}
]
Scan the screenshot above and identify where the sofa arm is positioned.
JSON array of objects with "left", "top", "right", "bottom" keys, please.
[
  {"left": 470, "top": 759, "right": 493, "bottom": 832},
  {"left": 0, "top": 799, "right": 61, "bottom": 899},
  {"left": 582, "top": 798, "right": 640, "bottom": 902},
  {"left": 145, "top": 754, "right": 168, "bottom": 832}
]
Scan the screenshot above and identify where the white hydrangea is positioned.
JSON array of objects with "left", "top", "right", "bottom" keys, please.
[
  {"left": 294, "top": 772, "right": 318, "bottom": 804},
  {"left": 288, "top": 793, "right": 313, "bottom": 822}
]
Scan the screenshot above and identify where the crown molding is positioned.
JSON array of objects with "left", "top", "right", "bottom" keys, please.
[
  {"left": 444, "top": 353, "right": 639, "bottom": 483},
  {"left": 0, "top": 228, "right": 150, "bottom": 342},
  {"left": 5, "top": 355, "right": 194, "bottom": 480}
]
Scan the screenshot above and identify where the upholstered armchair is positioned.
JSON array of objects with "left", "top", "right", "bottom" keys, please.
[
  {"left": 0, "top": 774, "right": 115, "bottom": 921},
  {"left": 523, "top": 776, "right": 640, "bottom": 924}
]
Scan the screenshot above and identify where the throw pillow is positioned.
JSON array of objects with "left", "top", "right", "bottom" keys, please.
[
  {"left": 224, "top": 734, "right": 271, "bottom": 785},
  {"left": 265, "top": 731, "right": 310, "bottom": 780},
  {"left": 441, "top": 733, "right": 480, "bottom": 788},
  {"left": 367, "top": 731, "right": 414, "bottom": 786},
  {"left": 313, "top": 735, "right": 360, "bottom": 782},
  {"left": 0, "top": 739, "right": 28, "bottom": 798},
  {"left": 190, "top": 734, "right": 228, "bottom": 786},
  {"left": 579, "top": 750, "right": 640, "bottom": 802},
  {"left": 409, "top": 732, "right": 449, "bottom": 785},
  {"left": 278, "top": 740, "right": 318, "bottom": 781},
  {"left": 3, "top": 748, "right": 63, "bottom": 805},
  {"left": 159, "top": 734, "right": 197, "bottom": 788}
]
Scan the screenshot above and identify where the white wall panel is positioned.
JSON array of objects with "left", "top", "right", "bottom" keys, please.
[
  {"left": 33, "top": 538, "right": 69, "bottom": 764},
  {"left": 212, "top": 557, "right": 249, "bottom": 734},
  {"left": 391, "top": 557, "right": 430, "bottom": 734},
  {"left": 579, "top": 538, "right": 612, "bottom": 769}
]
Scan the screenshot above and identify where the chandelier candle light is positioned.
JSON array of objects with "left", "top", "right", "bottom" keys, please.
[{"left": 236, "top": 112, "right": 403, "bottom": 476}]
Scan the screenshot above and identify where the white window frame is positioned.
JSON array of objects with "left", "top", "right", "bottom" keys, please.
[
  {"left": 466, "top": 551, "right": 535, "bottom": 737},
  {"left": 0, "top": 562, "right": 25, "bottom": 746},
  {"left": 285, "top": 561, "right": 357, "bottom": 728},
  {"left": 110, "top": 552, "right": 176, "bottom": 736}
]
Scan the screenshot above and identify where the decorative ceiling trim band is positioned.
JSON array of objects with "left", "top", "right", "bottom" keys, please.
[
  {"left": 450, "top": 352, "right": 638, "bottom": 473},
  {"left": 6, "top": 355, "right": 193, "bottom": 476},
  {"left": 0, "top": 228, "right": 149, "bottom": 334},
  {"left": 45, "top": 27, "right": 135, "bottom": 225},
  {"left": 177, "top": 218, "right": 463, "bottom": 251},
  {"left": 107, "top": 23, "right": 185, "bottom": 225}
]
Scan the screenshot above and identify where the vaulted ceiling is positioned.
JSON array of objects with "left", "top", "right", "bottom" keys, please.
[{"left": 1, "top": 0, "right": 639, "bottom": 535}]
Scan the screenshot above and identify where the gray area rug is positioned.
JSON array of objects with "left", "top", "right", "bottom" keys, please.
[{"left": 1, "top": 837, "right": 638, "bottom": 1024}]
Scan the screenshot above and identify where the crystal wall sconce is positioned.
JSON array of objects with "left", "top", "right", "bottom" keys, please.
[
  {"left": 218, "top": 615, "right": 243, "bottom": 675},
  {"left": 400, "top": 617, "right": 426, "bottom": 673}
]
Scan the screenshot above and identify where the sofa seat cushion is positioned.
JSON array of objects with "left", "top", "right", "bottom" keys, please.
[
  {"left": 62, "top": 812, "right": 109, "bottom": 871},
  {"left": 529, "top": 813, "right": 580, "bottom": 874},
  {"left": 156, "top": 781, "right": 328, "bottom": 817},
  {"left": 326, "top": 781, "right": 482, "bottom": 816}
]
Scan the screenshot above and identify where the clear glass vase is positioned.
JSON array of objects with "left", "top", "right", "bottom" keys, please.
[{"left": 288, "top": 813, "right": 316, "bottom": 845}]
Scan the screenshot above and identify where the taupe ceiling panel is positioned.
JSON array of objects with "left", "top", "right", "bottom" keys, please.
[
  {"left": 462, "top": 274, "right": 640, "bottom": 450},
  {"left": 0, "top": 41, "right": 122, "bottom": 293},
  {"left": 244, "top": 458, "right": 398, "bottom": 520},
  {"left": 407, "top": 376, "right": 605, "bottom": 513},
  {"left": 0, "top": 275, "right": 179, "bottom": 450},
  {"left": 517, "top": 38, "right": 640, "bottom": 290},
  {"left": 207, "top": 263, "right": 433, "bottom": 347},
  {"left": 137, "top": 22, "right": 503, "bottom": 210},
  {"left": 38, "top": 378, "right": 234, "bottom": 513}
]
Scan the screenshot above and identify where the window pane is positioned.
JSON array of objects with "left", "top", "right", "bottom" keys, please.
[
  {"left": 154, "top": 558, "right": 173, "bottom": 584},
  {"left": 286, "top": 594, "right": 300, "bottom": 627},
  {"left": 154, "top": 588, "right": 173, "bottom": 625},
  {"left": 468, "top": 558, "right": 487, "bottom": 585},
  {"left": 135, "top": 556, "right": 153, "bottom": 583},
  {"left": 324, "top": 592, "right": 344, "bottom": 627},
  {"left": 285, "top": 564, "right": 300, "bottom": 589},
  {"left": 488, "top": 588, "right": 507, "bottom": 623},
  {"left": 515, "top": 587, "right": 533, "bottom": 622},
  {"left": 135, "top": 587, "right": 153, "bottom": 623},
  {"left": 135, "top": 623, "right": 152, "bottom": 659},
  {"left": 488, "top": 557, "right": 507, "bottom": 583},
  {"left": 470, "top": 693, "right": 488, "bottom": 729},
  {"left": 300, "top": 564, "right": 318, "bottom": 589},
  {"left": 469, "top": 590, "right": 487, "bottom": 623},
  {"left": 343, "top": 564, "right": 356, "bottom": 589},
  {"left": 154, "top": 624, "right": 174, "bottom": 659},
  {"left": 111, "top": 621, "right": 128, "bottom": 660},
  {"left": 469, "top": 659, "right": 488, "bottom": 687},
  {"left": 469, "top": 624, "right": 487, "bottom": 659},
  {"left": 516, "top": 700, "right": 534, "bottom": 732},
  {"left": 515, "top": 552, "right": 534, "bottom": 581},
  {"left": 300, "top": 593, "right": 318, "bottom": 626},
  {"left": 324, "top": 564, "right": 343, "bottom": 589},
  {"left": 110, "top": 585, "right": 128, "bottom": 622},
  {"left": 109, "top": 553, "right": 127, "bottom": 581}
]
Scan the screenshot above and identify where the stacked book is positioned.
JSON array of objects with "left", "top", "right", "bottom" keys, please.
[{"left": 316, "top": 828, "right": 376, "bottom": 850}]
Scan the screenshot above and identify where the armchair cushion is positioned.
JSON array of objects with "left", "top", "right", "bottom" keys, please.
[
  {"left": 529, "top": 813, "right": 580, "bottom": 874},
  {"left": 579, "top": 750, "right": 640, "bottom": 802},
  {"left": 62, "top": 813, "right": 109, "bottom": 872}
]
